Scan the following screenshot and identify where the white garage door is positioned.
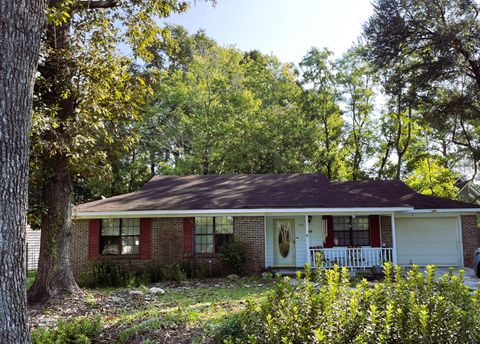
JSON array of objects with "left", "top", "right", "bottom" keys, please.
[{"left": 395, "top": 217, "right": 461, "bottom": 266}]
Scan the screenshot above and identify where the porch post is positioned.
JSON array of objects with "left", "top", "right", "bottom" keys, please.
[
  {"left": 391, "top": 213, "right": 398, "bottom": 265},
  {"left": 305, "top": 215, "right": 311, "bottom": 266}
]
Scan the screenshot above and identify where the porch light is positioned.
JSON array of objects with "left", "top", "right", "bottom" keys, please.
[{"left": 308, "top": 215, "right": 312, "bottom": 224}]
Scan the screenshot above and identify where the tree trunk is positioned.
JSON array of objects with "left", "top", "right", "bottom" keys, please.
[
  {"left": 27, "top": 153, "right": 78, "bottom": 304},
  {"left": 0, "top": 0, "right": 45, "bottom": 342},
  {"left": 27, "top": 14, "right": 80, "bottom": 304}
]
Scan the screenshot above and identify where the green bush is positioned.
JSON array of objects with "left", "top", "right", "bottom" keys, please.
[
  {"left": 77, "top": 261, "right": 138, "bottom": 288},
  {"left": 218, "top": 241, "right": 246, "bottom": 275},
  {"left": 234, "top": 263, "right": 480, "bottom": 343},
  {"left": 31, "top": 317, "right": 102, "bottom": 344},
  {"left": 146, "top": 262, "right": 189, "bottom": 282},
  {"left": 180, "top": 258, "right": 215, "bottom": 278},
  {"left": 145, "top": 262, "right": 163, "bottom": 283},
  {"left": 160, "top": 263, "right": 187, "bottom": 282}
]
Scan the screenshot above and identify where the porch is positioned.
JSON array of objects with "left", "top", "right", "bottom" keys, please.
[
  {"left": 310, "top": 247, "right": 394, "bottom": 269},
  {"left": 265, "top": 214, "right": 397, "bottom": 270}
]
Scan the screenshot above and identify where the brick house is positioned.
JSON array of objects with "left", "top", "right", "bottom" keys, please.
[{"left": 72, "top": 174, "right": 480, "bottom": 276}]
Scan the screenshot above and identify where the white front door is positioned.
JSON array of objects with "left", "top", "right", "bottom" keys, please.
[{"left": 274, "top": 219, "right": 296, "bottom": 266}]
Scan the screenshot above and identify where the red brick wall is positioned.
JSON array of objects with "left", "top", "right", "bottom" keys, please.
[
  {"left": 71, "top": 219, "right": 90, "bottom": 275},
  {"left": 150, "top": 217, "right": 183, "bottom": 266},
  {"left": 233, "top": 216, "right": 265, "bottom": 273},
  {"left": 71, "top": 218, "right": 183, "bottom": 275},
  {"left": 461, "top": 215, "right": 479, "bottom": 268},
  {"left": 71, "top": 216, "right": 266, "bottom": 275}
]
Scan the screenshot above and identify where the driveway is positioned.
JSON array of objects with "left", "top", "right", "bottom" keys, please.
[{"left": 434, "top": 267, "right": 479, "bottom": 290}]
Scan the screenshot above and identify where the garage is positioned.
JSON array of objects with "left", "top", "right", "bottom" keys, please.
[{"left": 395, "top": 217, "right": 462, "bottom": 266}]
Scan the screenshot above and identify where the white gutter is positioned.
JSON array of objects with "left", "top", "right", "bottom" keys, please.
[
  {"left": 403, "top": 208, "right": 480, "bottom": 213},
  {"left": 74, "top": 207, "right": 414, "bottom": 219}
]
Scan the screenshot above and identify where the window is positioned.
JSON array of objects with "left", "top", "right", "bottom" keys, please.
[
  {"left": 332, "top": 216, "right": 370, "bottom": 246},
  {"left": 100, "top": 218, "right": 140, "bottom": 255},
  {"left": 194, "top": 216, "right": 234, "bottom": 254}
]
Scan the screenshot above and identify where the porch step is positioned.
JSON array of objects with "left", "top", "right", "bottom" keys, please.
[{"left": 273, "top": 268, "right": 306, "bottom": 276}]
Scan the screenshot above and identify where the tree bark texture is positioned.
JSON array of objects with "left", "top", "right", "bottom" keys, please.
[
  {"left": 27, "top": 17, "right": 80, "bottom": 304},
  {"left": 0, "top": 0, "right": 45, "bottom": 342}
]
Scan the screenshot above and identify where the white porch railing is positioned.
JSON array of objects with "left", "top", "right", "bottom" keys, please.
[{"left": 310, "top": 247, "right": 394, "bottom": 269}]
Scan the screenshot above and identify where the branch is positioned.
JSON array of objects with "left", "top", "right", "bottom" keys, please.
[{"left": 74, "top": 0, "right": 118, "bottom": 10}]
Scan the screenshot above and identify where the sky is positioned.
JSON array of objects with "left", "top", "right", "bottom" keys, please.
[{"left": 164, "top": 0, "right": 374, "bottom": 64}]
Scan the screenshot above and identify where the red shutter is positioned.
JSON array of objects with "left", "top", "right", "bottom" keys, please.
[
  {"left": 139, "top": 218, "right": 151, "bottom": 259},
  {"left": 183, "top": 217, "right": 194, "bottom": 256},
  {"left": 88, "top": 219, "right": 101, "bottom": 259},
  {"left": 323, "top": 215, "right": 334, "bottom": 248},
  {"left": 369, "top": 215, "right": 380, "bottom": 247}
]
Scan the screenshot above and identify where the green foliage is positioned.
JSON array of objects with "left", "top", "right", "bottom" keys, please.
[
  {"left": 218, "top": 241, "right": 247, "bottom": 275},
  {"left": 179, "top": 259, "right": 215, "bottom": 279},
  {"left": 406, "top": 155, "right": 459, "bottom": 198},
  {"left": 31, "top": 317, "right": 102, "bottom": 344},
  {"left": 363, "top": 0, "right": 480, "bottom": 181},
  {"left": 336, "top": 48, "right": 377, "bottom": 180},
  {"left": 142, "top": 35, "right": 314, "bottom": 175},
  {"left": 234, "top": 264, "right": 480, "bottom": 343},
  {"left": 77, "top": 261, "right": 141, "bottom": 288},
  {"left": 159, "top": 263, "right": 187, "bottom": 282},
  {"left": 299, "top": 48, "right": 346, "bottom": 180}
]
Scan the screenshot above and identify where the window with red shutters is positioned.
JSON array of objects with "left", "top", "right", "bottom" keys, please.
[{"left": 332, "top": 216, "right": 370, "bottom": 246}]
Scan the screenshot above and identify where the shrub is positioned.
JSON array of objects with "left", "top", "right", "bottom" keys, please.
[
  {"left": 180, "top": 258, "right": 215, "bottom": 278},
  {"left": 145, "top": 262, "right": 188, "bottom": 282},
  {"left": 145, "top": 262, "right": 163, "bottom": 283},
  {"left": 235, "top": 263, "right": 480, "bottom": 343},
  {"left": 31, "top": 317, "right": 102, "bottom": 344},
  {"left": 160, "top": 263, "right": 187, "bottom": 282},
  {"left": 218, "top": 241, "right": 246, "bottom": 275},
  {"left": 77, "top": 261, "right": 137, "bottom": 288}
]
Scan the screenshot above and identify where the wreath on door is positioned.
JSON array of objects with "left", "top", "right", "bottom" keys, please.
[{"left": 277, "top": 223, "right": 291, "bottom": 257}]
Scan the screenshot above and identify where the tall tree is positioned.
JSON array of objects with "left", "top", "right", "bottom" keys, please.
[
  {"left": 143, "top": 38, "right": 312, "bottom": 175},
  {"left": 28, "top": 0, "right": 190, "bottom": 304},
  {"left": 299, "top": 48, "right": 346, "bottom": 180},
  {"left": 337, "top": 49, "right": 377, "bottom": 180},
  {"left": 0, "top": 0, "right": 45, "bottom": 341},
  {"left": 363, "top": 0, "right": 480, "bottom": 180}
]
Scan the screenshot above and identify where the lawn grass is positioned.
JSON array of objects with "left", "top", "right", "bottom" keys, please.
[
  {"left": 26, "top": 272, "right": 36, "bottom": 289},
  {"left": 112, "top": 279, "right": 272, "bottom": 343},
  {"left": 29, "top": 276, "right": 274, "bottom": 344}
]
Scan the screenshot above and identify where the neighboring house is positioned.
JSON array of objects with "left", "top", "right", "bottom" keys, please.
[
  {"left": 26, "top": 226, "right": 41, "bottom": 271},
  {"left": 456, "top": 176, "right": 480, "bottom": 205},
  {"left": 72, "top": 174, "right": 480, "bottom": 276}
]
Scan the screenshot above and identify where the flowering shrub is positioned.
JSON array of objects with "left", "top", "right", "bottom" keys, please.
[{"left": 233, "top": 263, "right": 480, "bottom": 343}]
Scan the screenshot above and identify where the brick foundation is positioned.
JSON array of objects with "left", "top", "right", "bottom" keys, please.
[
  {"left": 71, "top": 216, "right": 266, "bottom": 276},
  {"left": 461, "top": 215, "right": 479, "bottom": 268}
]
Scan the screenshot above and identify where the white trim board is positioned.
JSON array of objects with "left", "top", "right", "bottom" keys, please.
[
  {"left": 74, "top": 207, "right": 414, "bottom": 219},
  {"left": 403, "top": 209, "right": 480, "bottom": 213}
]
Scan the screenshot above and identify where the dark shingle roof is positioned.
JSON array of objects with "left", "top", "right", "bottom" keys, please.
[
  {"left": 74, "top": 174, "right": 480, "bottom": 212},
  {"left": 333, "top": 180, "right": 478, "bottom": 209}
]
